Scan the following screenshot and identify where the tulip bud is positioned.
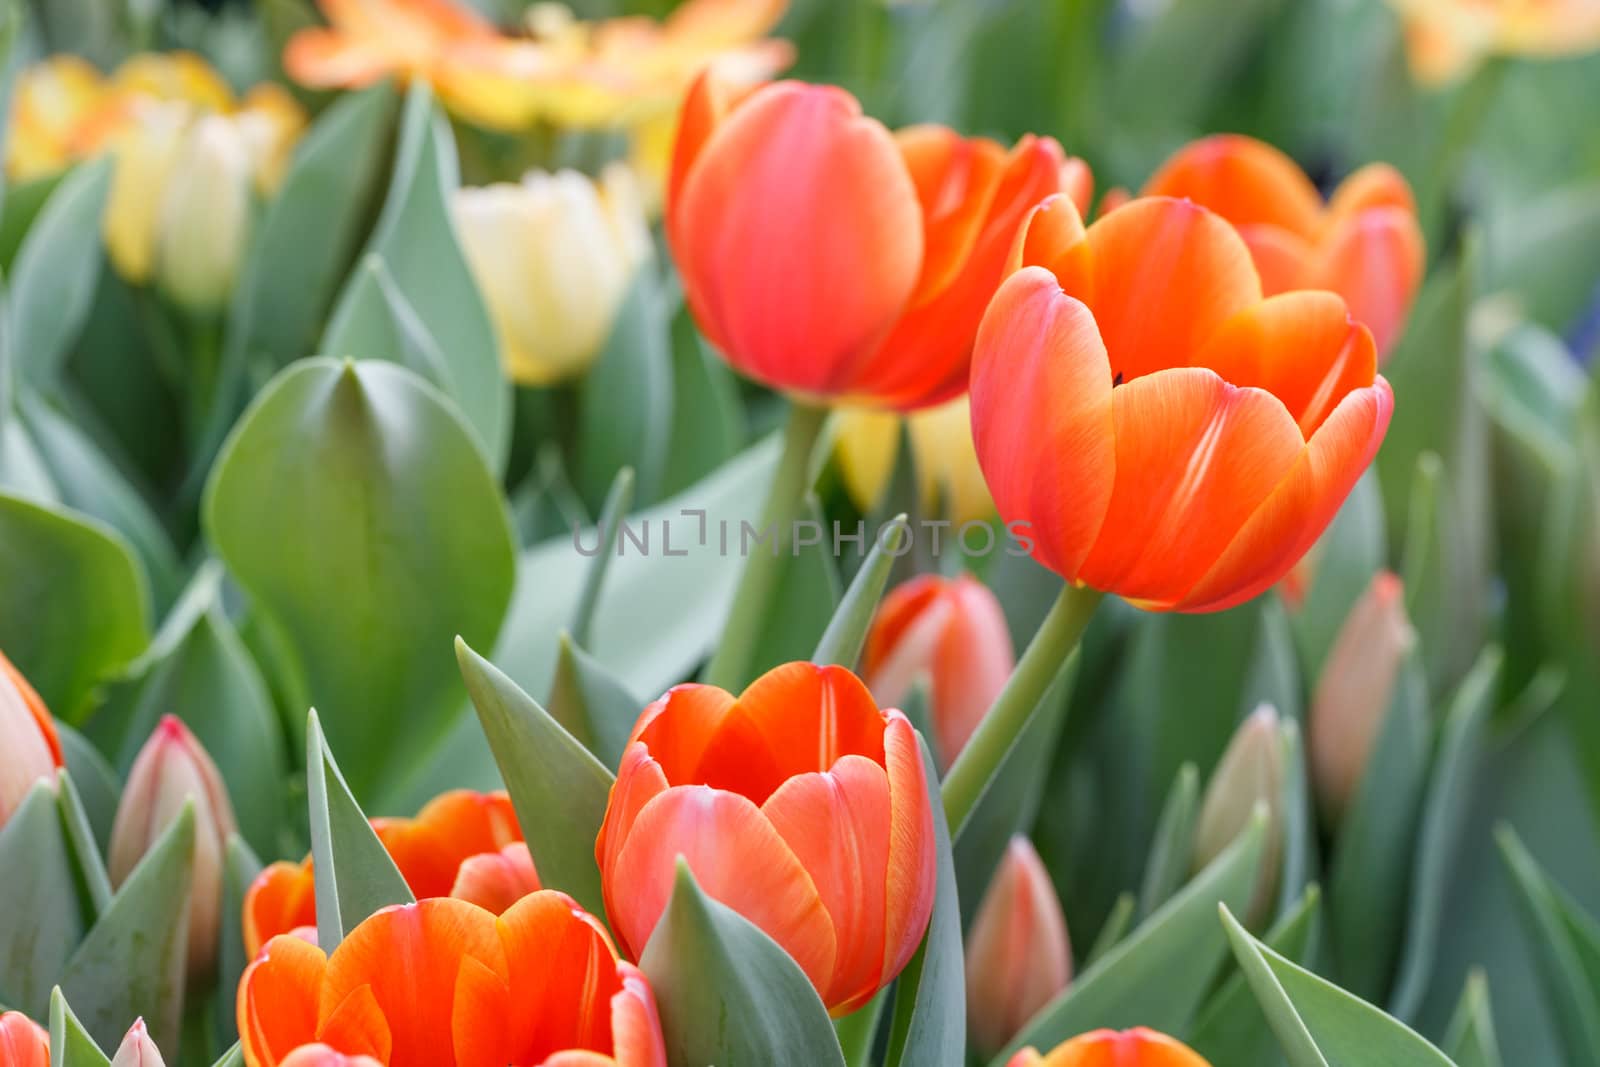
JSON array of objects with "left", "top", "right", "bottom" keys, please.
[
  {"left": 0, "top": 649, "right": 63, "bottom": 828},
  {"left": 279, "top": 1045, "right": 385, "bottom": 1067},
  {"left": 0, "top": 1011, "right": 49, "bottom": 1067},
  {"left": 453, "top": 163, "right": 652, "bottom": 386},
  {"left": 1193, "top": 705, "right": 1284, "bottom": 922},
  {"left": 102, "top": 98, "right": 190, "bottom": 285},
  {"left": 154, "top": 114, "right": 254, "bottom": 313},
  {"left": 862, "top": 574, "right": 1016, "bottom": 768},
  {"left": 1310, "top": 571, "right": 1416, "bottom": 822},
  {"left": 965, "top": 836, "right": 1072, "bottom": 1058},
  {"left": 109, "top": 1018, "right": 165, "bottom": 1067},
  {"left": 109, "top": 715, "right": 238, "bottom": 975}
]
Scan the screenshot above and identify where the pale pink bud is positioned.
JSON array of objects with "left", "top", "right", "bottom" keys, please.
[
  {"left": 862, "top": 574, "right": 1016, "bottom": 768},
  {"left": 1310, "top": 571, "right": 1416, "bottom": 823},
  {"left": 108, "top": 716, "right": 237, "bottom": 976},
  {"left": 1194, "top": 705, "right": 1285, "bottom": 923},
  {"left": 0, "top": 650, "right": 62, "bottom": 828},
  {"left": 109, "top": 1018, "right": 165, "bottom": 1067},
  {"left": 279, "top": 1045, "right": 385, "bottom": 1067},
  {"left": 449, "top": 843, "right": 542, "bottom": 913},
  {"left": 964, "top": 836, "right": 1072, "bottom": 1058}
]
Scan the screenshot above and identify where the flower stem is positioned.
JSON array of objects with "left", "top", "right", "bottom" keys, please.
[
  {"left": 1420, "top": 56, "right": 1508, "bottom": 247},
  {"left": 702, "top": 401, "right": 830, "bottom": 692},
  {"left": 942, "top": 582, "right": 1103, "bottom": 836}
]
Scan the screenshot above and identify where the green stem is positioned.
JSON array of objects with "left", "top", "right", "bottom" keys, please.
[
  {"left": 702, "top": 402, "right": 830, "bottom": 692},
  {"left": 1420, "top": 56, "right": 1509, "bottom": 247},
  {"left": 942, "top": 582, "right": 1103, "bottom": 835}
]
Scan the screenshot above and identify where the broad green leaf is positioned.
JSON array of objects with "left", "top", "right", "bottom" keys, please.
[
  {"left": 355, "top": 82, "right": 508, "bottom": 468},
  {"left": 0, "top": 492, "right": 149, "bottom": 719},
  {"left": 204, "top": 359, "right": 515, "bottom": 798},
  {"left": 884, "top": 737, "right": 964, "bottom": 1067},
  {"left": 1191, "top": 887, "right": 1322, "bottom": 1067},
  {"left": 1139, "top": 763, "right": 1200, "bottom": 919},
  {"left": 0, "top": 172, "right": 66, "bottom": 271},
  {"left": 0, "top": 783, "right": 93, "bottom": 1018},
  {"left": 1083, "top": 893, "right": 1137, "bottom": 969},
  {"left": 1274, "top": 719, "right": 1318, "bottom": 922},
  {"left": 320, "top": 255, "right": 452, "bottom": 389},
  {"left": 642, "top": 862, "right": 846, "bottom": 1067},
  {"left": 49, "top": 988, "right": 110, "bottom": 1067},
  {"left": 56, "top": 725, "right": 119, "bottom": 854},
  {"left": 743, "top": 496, "right": 842, "bottom": 682},
  {"left": 1442, "top": 971, "right": 1503, "bottom": 1067},
  {"left": 305, "top": 708, "right": 414, "bottom": 949},
  {"left": 547, "top": 634, "right": 644, "bottom": 771},
  {"left": 575, "top": 269, "right": 673, "bottom": 506},
  {"left": 1220, "top": 905, "right": 1457, "bottom": 1067},
  {"left": 1390, "top": 649, "right": 1502, "bottom": 1020},
  {"left": 661, "top": 312, "right": 743, "bottom": 497},
  {"left": 54, "top": 770, "right": 112, "bottom": 913},
  {"left": 59, "top": 806, "right": 195, "bottom": 1054},
  {"left": 812, "top": 513, "right": 909, "bottom": 671},
  {"left": 7, "top": 159, "right": 111, "bottom": 387},
  {"left": 570, "top": 466, "right": 634, "bottom": 650},
  {"left": 1484, "top": 182, "right": 1600, "bottom": 332},
  {"left": 994, "top": 813, "right": 1268, "bottom": 1065},
  {"left": 215, "top": 837, "right": 262, "bottom": 1049},
  {"left": 456, "top": 638, "right": 612, "bottom": 919}
]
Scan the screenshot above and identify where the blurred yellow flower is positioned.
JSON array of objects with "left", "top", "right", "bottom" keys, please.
[
  {"left": 452, "top": 163, "right": 652, "bottom": 385},
  {"left": 1388, "top": 0, "right": 1600, "bottom": 84},
  {"left": 835, "top": 396, "right": 996, "bottom": 526},
  {"left": 7, "top": 56, "right": 110, "bottom": 182}
]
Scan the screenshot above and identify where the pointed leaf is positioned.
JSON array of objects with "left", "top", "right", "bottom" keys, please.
[
  {"left": 1442, "top": 971, "right": 1503, "bottom": 1067},
  {"left": 576, "top": 269, "right": 673, "bottom": 505},
  {"left": 570, "top": 466, "right": 635, "bottom": 650},
  {"left": 55, "top": 769, "right": 113, "bottom": 913},
  {"left": 1292, "top": 470, "right": 1386, "bottom": 676},
  {"left": 812, "top": 513, "right": 909, "bottom": 670},
  {"left": 548, "top": 634, "right": 644, "bottom": 770},
  {"left": 215, "top": 836, "right": 263, "bottom": 1049},
  {"left": 49, "top": 988, "right": 110, "bottom": 1067},
  {"left": 56, "top": 726, "right": 119, "bottom": 855},
  {"left": 0, "top": 783, "right": 92, "bottom": 1017},
  {"left": 1083, "top": 893, "right": 1137, "bottom": 970},
  {"left": 1139, "top": 763, "right": 1201, "bottom": 919},
  {"left": 662, "top": 310, "right": 743, "bottom": 497},
  {"left": 321, "top": 255, "right": 453, "bottom": 389},
  {"left": 744, "top": 495, "right": 842, "bottom": 678}
]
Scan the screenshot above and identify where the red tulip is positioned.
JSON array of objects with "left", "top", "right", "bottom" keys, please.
[
  {"left": 0, "top": 1012, "right": 48, "bottom": 1067},
  {"left": 965, "top": 837, "right": 1072, "bottom": 1057},
  {"left": 668, "top": 70, "right": 1087, "bottom": 410},
  {"left": 862, "top": 574, "right": 1016, "bottom": 767},
  {"left": 238, "top": 894, "right": 665, "bottom": 1067},
  {"left": 969, "top": 194, "right": 1393, "bottom": 613},
  {"left": 1008, "top": 1027, "right": 1212, "bottom": 1066},
  {"left": 0, "top": 649, "right": 62, "bottom": 829},
  {"left": 596, "top": 661, "right": 937, "bottom": 1015},
  {"left": 1143, "top": 134, "right": 1424, "bottom": 359}
]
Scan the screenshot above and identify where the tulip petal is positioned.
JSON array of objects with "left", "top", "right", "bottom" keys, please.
[
  {"left": 610, "top": 965, "right": 669, "bottom": 1067},
  {"left": 606, "top": 785, "right": 837, "bottom": 990},
  {"left": 1143, "top": 134, "right": 1324, "bottom": 237},
  {"left": 495, "top": 891, "right": 621, "bottom": 1061},
  {"left": 1180, "top": 378, "right": 1394, "bottom": 612},
  {"left": 598, "top": 745, "right": 674, "bottom": 891},
  {"left": 450, "top": 843, "right": 541, "bottom": 913},
  {"left": 316, "top": 985, "right": 392, "bottom": 1064},
  {"left": 626, "top": 684, "right": 738, "bottom": 785},
  {"left": 1306, "top": 205, "right": 1424, "bottom": 359},
  {"left": 1237, "top": 224, "right": 1313, "bottom": 296},
  {"left": 969, "top": 268, "right": 1115, "bottom": 579},
  {"left": 1324, "top": 162, "right": 1417, "bottom": 222},
  {"left": 1191, "top": 290, "right": 1378, "bottom": 437},
  {"left": 895, "top": 126, "right": 1008, "bottom": 299},
  {"left": 667, "top": 68, "right": 755, "bottom": 254},
  {"left": 1008, "top": 193, "right": 1089, "bottom": 281},
  {"left": 880, "top": 712, "right": 936, "bottom": 996},
  {"left": 0, "top": 651, "right": 61, "bottom": 767},
  {"left": 245, "top": 861, "right": 319, "bottom": 959},
  {"left": 1031, "top": 1026, "right": 1213, "bottom": 1066},
  {"left": 449, "top": 954, "right": 512, "bottom": 1067},
  {"left": 671, "top": 81, "right": 923, "bottom": 395},
  {"left": 238, "top": 936, "right": 328, "bottom": 1067},
  {"left": 1077, "top": 367, "right": 1304, "bottom": 607},
  {"left": 762, "top": 755, "right": 893, "bottom": 1009},
  {"left": 933, "top": 579, "right": 1016, "bottom": 761},
  {"left": 281, "top": 30, "right": 394, "bottom": 88}
]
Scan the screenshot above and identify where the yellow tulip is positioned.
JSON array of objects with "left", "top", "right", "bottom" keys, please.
[
  {"left": 110, "top": 50, "right": 236, "bottom": 112},
  {"left": 101, "top": 98, "right": 191, "bottom": 285},
  {"left": 835, "top": 396, "right": 996, "bottom": 526},
  {"left": 452, "top": 163, "right": 652, "bottom": 385},
  {"left": 5, "top": 55, "right": 108, "bottom": 181},
  {"left": 1387, "top": 0, "right": 1600, "bottom": 84}
]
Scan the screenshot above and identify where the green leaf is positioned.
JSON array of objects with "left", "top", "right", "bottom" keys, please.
[
  {"left": 641, "top": 861, "right": 846, "bottom": 1067},
  {"left": 812, "top": 513, "right": 909, "bottom": 671},
  {"left": 215, "top": 836, "right": 262, "bottom": 1050},
  {"left": 204, "top": 358, "right": 515, "bottom": 798},
  {"left": 883, "top": 737, "right": 964, "bottom": 1067},
  {"left": 575, "top": 269, "right": 673, "bottom": 506},
  {"left": 1274, "top": 719, "right": 1317, "bottom": 923},
  {"left": 1083, "top": 893, "right": 1137, "bottom": 969},
  {"left": 1220, "top": 904, "right": 1458, "bottom": 1067},
  {"left": 1292, "top": 471, "right": 1386, "bottom": 678},
  {"left": 0, "top": 172, "right": 66, "bottom": 272},
  {"left": 0, "top": 492, "right": 149, "bottom": 720},
  {"left": 456, "top": 638, "right": 612, "bottom": 919},
  {"left": 1139, "top": 763, "right": 1200, "bottom": 919},
  {"left": 59, "top": 806, "right": 195, "bottom": 1054},
  {"left": 570, "top": 466, "right": 635, "bottom": 650},
  {"left": 1484, "top": 182, "right": 1600, "bottom": 332},
  {"left": 320, "top": 255, "right": 453, "bottom": 389},
  {"left": 305, "top": 708, "right": 414, "bottom": 949},
  {"left": 0, "top": 783, "right": 93, "bottom": 1018},
  {"left": 7, "top": 159, "right": 111, "bottom": 388},
  {"left": 49, "top": 988, "right": 110, "bottom": 1067},
  {"left": 54, "top": 770, "right": 113, "bottom": 914},
  {"left": 56, "top": 726, "right": 119, "bottom": 854},
  {"left": 1442, "top": 971, "right": 1502, "bottom": 1067},
  {"left": 744, "top": 496, "right": 842, "bottom": 679},
  {"left": 994, "top": 812, "right": 1268, "bottom": 1065},
  {"left": 547, "top": 633, "right": 643, "bottom": 770},
  {"left": 662, "top": 309, "right": 743, "bottom": 497},
  {"left": 1389, "top": 648, "right": 1502, "bottom": 1020},
  {"left": 355, "top": 82, "right": 508, "bottom": 468}
]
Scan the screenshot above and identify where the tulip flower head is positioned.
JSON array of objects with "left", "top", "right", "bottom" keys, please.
[
  {"left": 1386, "top": 0, "right": 1600, "bottom": 85},
  {"left": 1310, "top": 571, "right": 1417, "bottom": 822},
  {"left": 862, "top": 574, "right": 1016, "bottom": 767},
  {"left": 1194, "top": 705, "right": 1286, "bottom": 923},
  {"left": 969, "top": 194, "right": 1393, "bottom": 613},
  {"left": 669, "top": 70, "right": 1088, "bottom": 411},
  {"left": 453, "top": 164, "right": 652, "bottom": 385},
  {"left": 108, "top": 716, "right": 238, "bottom": 975},
  {"left": 237, "top": 894, "right": 666, "bottom": 1067},
  {"left": 1007, "top": 1027, "right": 1212, "bottom": 1066},
  {"left": 109, "top": 1019, "right": 165, "bottom": 1067},
  {"left": 245, "top": 789, "right": 538, "bottom": 957},
  {"left": 965, "top": 836, "right": 1072, "bottom": 1058},
  {"left": 0, "top": 650, "right": 63, "bottom": 829},
  {"left": 153, "top": 114, "right": 255, "bottom": 312},
  {"left": 597, "top": 661, "right": 937, "bottom": 1015},
  {"left": 0, "top": 1012, "right": 49, "bottom": 1067},
  {"left": 835, "top": 395, "right": 997, "bottom": 525},
  {"left": 1143, "top": 134, "right": 1425, "bottom": 359}
]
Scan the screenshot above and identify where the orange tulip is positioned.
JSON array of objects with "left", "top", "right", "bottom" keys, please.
[
  {"left": 0, "top": 1012, "right": 48, "bottom": 1067},
  {"left": 969, "top": 194, "right": 1393, "bottom": 613},
  {"left": 237, "top": 894, "right": 665, "bottom": 1067},
  {"left": 283, "top": 0, "right": 501, "bottom": 96},
  {"left": 861, "top": 574, "right": 1016, "bottom": 767},
  {"left": 0, "top": 650, "right": 63, "bottom": 829},
  {"left": 244, "top": 790, "right": 538, "bottom": 957},
  {"left": 596, "top": 661, "right": 937, "bottom": 1016},
  {"left": 1008, "top": 1028, "right": 1212, "bottom": 1066},
  {"left": 668, "top": 70, "right": 1088, "bottom": 411},
  {"left": 1388, "top": 0, "right": 1600, "bottom": 85},
  {"left": 1142, "top": 134, "right": 1424, "bottom": 360}
]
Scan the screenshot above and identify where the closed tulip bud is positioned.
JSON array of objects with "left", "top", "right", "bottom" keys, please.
[
  {"left": 279, "top": 1046, "right": 384, "bottom": 1067},
  {"left": 102, "top": 98, "right": 190, "bottom": 286},
  {"left": 1008, "top": 1027, "right": 1212, "bottom": 1066},
  {"left": 0, "top": 649, "right": 63, "bottom": 829},
  {"left": 965, "top": 837, "right": 1072, "bottom": 1058},
  {"left": 1194, "top": 705, "right": 1284, "bottom": 922},
  {"left": 109, "top": 715, "right": 238, "bottom": 975},
  {"left": 154, "top": 114, "right": 253, "bottom": 313},
  {"left": 1310, "top": 571, "right": 1415, "bottom": 822},
  {"left": 862, "top": 574, "right": 1016, "bottom": 768},
  {"left": 453, "top": 163, "right": 652, "bottom": 386},
  {"left": 0, "top": 1011, "right": 49, "bottom": 1067},
  {"left": 109, "top": 1018, "right": 165, "bottom": 1067}
]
